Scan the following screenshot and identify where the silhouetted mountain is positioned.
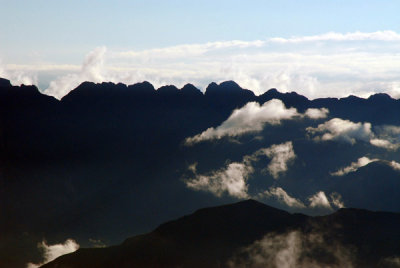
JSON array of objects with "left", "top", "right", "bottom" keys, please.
[
  {"left": 1, "top": 78, "right": 400, "bottom": 267},
  {"left": 331, "top": 161, "right": 400, "bottom": 212},
  {"left": 42, "top": 200, "right": 400, "bottom": 268}
]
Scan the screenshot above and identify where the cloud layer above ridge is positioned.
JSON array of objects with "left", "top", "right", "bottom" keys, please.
[{"left": 1, "top": 30, "right": 400, "bottom": 99}]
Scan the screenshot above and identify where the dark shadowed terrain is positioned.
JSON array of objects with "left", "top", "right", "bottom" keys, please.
[
  {"left": 1, "top": 77, "right": 399, "bottom": 267},
  {"left": 42, "top": 200, "right": 400, "bottom": 268}
]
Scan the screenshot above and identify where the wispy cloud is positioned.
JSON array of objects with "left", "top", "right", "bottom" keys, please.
[
  {"left": 331, "top": 156, "right": 379, "bottom": 176},
  {"left": 44, "top": 47, "right": 107, "bottom": 99},
  {"left": 185, "top": 142, "right": 296, "bottom": 198},
  {"left": 262, "top": 142, "right": 296, "bottom": 179},
  {"left": 261, "top": 187, "right": 305, "bottom": 209},
  {"left": 369, "top": 138, "right": 400, "bottom": 150},
  {"left": 260, "top": 187, "right": 344, "bottom": 211},
  {"left": 26, "top": 239, "right": 79, "bottom": 268},
  {"left": 269, "top": 30, "right": 400, "bottom": 43},
  {"left": 229, "top": 230, "right": 354, "bottom": 268}
]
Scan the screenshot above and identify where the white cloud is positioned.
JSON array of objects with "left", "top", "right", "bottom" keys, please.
[
  {"left": 185, "top": 100, "right": 299, "bottom": 144},
  {"left": 306, "top": 118, "right": 373, "bottom": 144},
  {"left": 371, "top": 125, "right": 400, "bottom": 150},
  {"left": 185, "top": 100, "right": 328, "bottom": 144},
  {"left": 44, "top": 47, "right": 107, "bottom": 99},
  {"left": 308, "top": 191, "right": 332, "bottom": 210},
  {"left": 4, "top": 30, "right": 400, "bottom": 100},
  {"left": 331, "top": 156, "right": 379, "bottom": 176},
  {"left": 185, "top": 142, "right": 296, "bottom": 198},
  {"left": 390, "top": 160, "right": 400, "bottom": 171},
  {"left": 2, "top": 30, "right": 400, "bottom": 101},
  {"left": 304, "top": 108, "right": 329, "bottom": 119},
  {"left": 329, "top": 192, "right": 345, "bottom": 209},
  {"left": 229, "top": 231, "right": 354, "bottom": 268},
  {"left": 26, "top": 239, "right": 79, "bottom": 268},
  {"left": 185, "top": 161, "right": 252, "bottom": 199},
  {"left": 269, "top": 30, "right": 400, "bottom": 43},
  {"left": 261, "top": 187, "right": 305, "bottom": 209},
  {"left": 0, "top": 59, "right": 38, "bottom": 86},
  {"left": 259, "top": 187, "right": 344, "bottom": 212},
  {"left": 262, "top": 142, "right": 296, "bottom": 179},
  {"left": 370, "top": 138, "right": 400, "bottom": 150}
]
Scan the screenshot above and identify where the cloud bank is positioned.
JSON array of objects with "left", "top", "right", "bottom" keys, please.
[
  {"left": 26, "top": 239, "right": 79, "bottom": 268},
  {"left": 185, "top": 100, "right": 328, "bottom": 144},
  {"left": 3, "top": 30, "right": 400, "bottom": 100}
]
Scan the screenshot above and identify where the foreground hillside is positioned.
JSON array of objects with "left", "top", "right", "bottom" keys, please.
[{"left": 42, "top": 200, "right": 400, "bottom": 268}]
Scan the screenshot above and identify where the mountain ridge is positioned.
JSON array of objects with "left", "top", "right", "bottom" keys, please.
[
  {"left": 41, "top": 200, "right": 400, "bottom": 268},
  {"left": 1, "top": 77, "right": 400, "bottom": 101}
]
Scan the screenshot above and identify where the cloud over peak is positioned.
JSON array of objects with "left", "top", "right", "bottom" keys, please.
[
  {"left": 260, "top": 187, "right": 344, "bottom": 212},
  {"left": 331, "top": 156, "right": 379, "bottom": 176}
]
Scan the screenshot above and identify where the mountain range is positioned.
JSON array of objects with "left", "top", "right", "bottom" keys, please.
[{"left": 1, "top": 78, "right": 399, "bottom": 267}]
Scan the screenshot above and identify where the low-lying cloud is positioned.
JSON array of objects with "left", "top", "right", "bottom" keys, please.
[
  {"left": 304, "top": 108, "right": 329, "bottom": 119},
  {"left": 390, "top": 161, "right": 400, "bottom": 171},
  {"left": 307, "top": 119, "right": 400, "bottom": 151},
  {"left": 26, "top": 239, "right": 79, "bottom": 268},
  {"left": 371, "top": 125, "right": 400, "bottom": 150},
  {"left": 185, "top": 161, "right": 253, "bottom": 199},
  {"left": 185, "top": 100, "right": 328, "bottom": 145},
  {"left": 331, "top": 157, "right": 400, "bottom": 176},
  {"left": 331, "top": 156, "right": 379, "bottom": 176},
  {"left": 185, "top": 142, "right": 296, "bottom": 198},
  {"left": 370, "top": 138, "right": 400, "bottom": 150},
  {"left": 260, "top": 187, "right": 344, "bottom": 212},
  {"left": 306, "top": 118, "right": 372, "bottom": 144},
  {"left": 228, "top": 230, "right": 354, "bottom": 268},
  {"left": 262, "top": 142, "right": 296, "bottom": 179},
  {"left": 261, "top": 187, "right": 306, "bottom": 209}
]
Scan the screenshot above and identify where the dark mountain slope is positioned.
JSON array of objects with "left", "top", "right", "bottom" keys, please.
[
  {"left": 2, "top": 78, "right": 400, "bottom": 267},
  {"left": 42, "top": 200, "right": 400, "bottom": 268}
]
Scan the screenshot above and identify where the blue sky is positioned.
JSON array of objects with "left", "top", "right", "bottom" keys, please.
[{"left": 1, "top": 0, "right": 400, "bottom": 98}]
